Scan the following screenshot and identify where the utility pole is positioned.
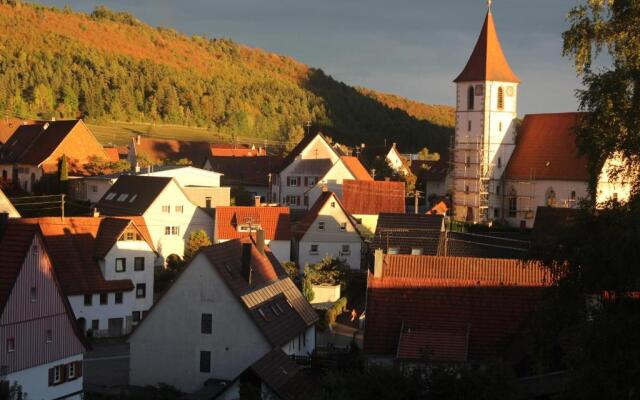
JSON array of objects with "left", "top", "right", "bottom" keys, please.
[{"left": 414, "top": 190, "right": 422, "bottom": 215}]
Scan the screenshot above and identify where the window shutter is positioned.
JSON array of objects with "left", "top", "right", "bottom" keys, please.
[
  {"left": 48, "top": 367, "right": 54, "bottom": 386},
  {"left": 61, "top": 364, "right": 68, "bottom": 383},
  {"left": 304, "top": 176, "right": 308, "bottom": 186},
  {"left": 76, "top": 361, "right": 83, "bottom": 378}
]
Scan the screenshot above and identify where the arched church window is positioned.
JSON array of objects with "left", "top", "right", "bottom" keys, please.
[
  {"left": 508, "top": 187, "right": 517, "bottom": 217},
  {"left": 497, "top": 86, "right": 505, "bottom": 110},
  {"left": 467, "top": 86, "right": 475, "bottom": 110},
  {"left": 545, "top": 187, "right": 557, "bottom": 207}
]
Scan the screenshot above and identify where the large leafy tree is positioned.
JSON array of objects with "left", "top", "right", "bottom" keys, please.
[{"left": 563, "top": 0, "right": 640, "bottom": 198}]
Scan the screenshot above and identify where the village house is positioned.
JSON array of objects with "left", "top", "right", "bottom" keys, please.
[
  {"left": 128, "top": 238, "right": 317, "bottom": 393},
  {"left": 359, "top": 142, "right": 413, "bottom": 179},
  {"left": 341, "top": 179, "right": 406, "bottom": 237},
  {"left": 0, "top": 188, "right": 20, "bottom": 218},
  {"left": 96, "top": 175, "right": 214, "bottom": 262},
  {"left": 272, "top": 134, "right": 372, "bottom": 212},
  {"left": 363, "top": 249, "right": 549, "bottom": 365},
  {"left": 293, "top": 191, "right": 363, "bottom": 271},
  {"left": 0, "top": 120, "right": 108, "bottom": 193},
  {"left": 0, "top": 220, "right": 87, "bottom": 400},
  {"left": 412, "top": 156, "right": 451, "bottom": 201},
  {"left": 209, "top": 143, "right": 267, "bottom": 157},
  {"left": 372, "top": 213, "right": 445, "bottom": 256},
  {"left": 214, "top": 204, "right": 291, "bottom": 262},
  {"left": 73, "top": 165, "right": 228, "bottom": 207},
  {"left": 22, "top": 217, "right": 157, "bottom": 337},
  {"left": 203, "top": 155, "right": 281, "bottom": 203},
  {"left": 127, "top": 136, "right": 212, "bottom": 168},
  {"left": 450, "top": 9, "right": 631, "bottom": 226}
]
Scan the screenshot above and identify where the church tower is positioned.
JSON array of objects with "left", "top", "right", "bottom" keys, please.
[{"left": 451, "top": 3, "right": 519, "bottom": 224}]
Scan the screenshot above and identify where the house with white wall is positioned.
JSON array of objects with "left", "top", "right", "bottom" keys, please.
[
  {"left": 23, "top": 217, "right": 157, "bottom": 337},
  {"left": 96, "top": 175, "right": 214, "bottom": 262},
  {"left": 0, "top": 221, "right": 87, "bottom": 400},
  {"left": 293, "top": 191, "right": 363, "bottom": 271},
  {"left": 304, "top": 156, "right": 373, "bottom": 209},
  {"left": 128, "top": 238, "right": 317, "bottom": 393},
  {"left": 214, "top": 205, "right": 291, "bottom": 262}
]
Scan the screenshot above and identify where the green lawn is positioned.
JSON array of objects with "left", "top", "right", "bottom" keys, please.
[{"left": 87, "top": 122, "right": 232, "bottom": 146}]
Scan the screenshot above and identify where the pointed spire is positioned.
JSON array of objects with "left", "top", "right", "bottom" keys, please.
[{"left": 453, "top": 6, "right": 519, "bottom": 83}]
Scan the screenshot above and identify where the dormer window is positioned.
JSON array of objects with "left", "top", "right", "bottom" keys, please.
[{"left": 238, "top": 224, "right": 261, "bottom": 233}]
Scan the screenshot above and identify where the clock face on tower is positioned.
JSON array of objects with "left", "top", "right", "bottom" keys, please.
[
  {"left": 506, "top": 86, "right": 514, "bottom": 96},
  {"left": 475, "top": 84, "right": 484, "bottom": 96}
]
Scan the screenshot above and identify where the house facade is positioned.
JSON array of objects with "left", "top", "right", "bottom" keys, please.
[
  {"left": 0, "top": 120, "right": 108, "bottom": 193},
  {"left": 214, "top": 206, "right": 292, "bottom": 262},
  {"left": 25, "top": 217, "right": 157, "bottom": 337},
  {"left": 304, "top": 156, "right": 373, "bottom": 209},
  {"left": 293, "top": 191, "right": 363, "bottom": 270},
  {"left": 0, "top": 222, "right": 87, "bottom": 400},
  {"left": 96, "top": 175, "right": 214, "bottom": 261},
  {"left": 0, "top": 188, "right": 20, "bottom": 218},
  {"left": 129, "top": 238, "right": 317, "bottom": 393}
]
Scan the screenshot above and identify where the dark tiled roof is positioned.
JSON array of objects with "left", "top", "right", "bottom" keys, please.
[
  {"left": 289, "top": 159, "right": 333, "bottom": 176},
  {"left": 97, "top": 175, "right": 173, "bottom": 216},
  {"left": 342, "top": 180, "right": 406, "bottom": 215},
  {"left": 531, "top": 206, "right": 581, "bottom": 246},
  {"left": 207, "top": 155, "right": 282, "bottom": 187},
  {"left": 442, "top": 231, "right": 530, "bottom": 259},
  {"left": 372, "top": 213, "right": 444, "bottom": 255},
  {"left": 20, "top": 217, "right": 153, "bottom": 295},
  {"left": 248, "top": 349, "right": 310, "bottom": 400},
  {"left": 364, "top": 254, "right": 549, "bottom": 361},
  {"left": 215, "top": 206, "right": 291, "bottom": 241},
  {"left": 201, "top": 239, "right": 317, "bottom": 347},
  {"left": 504, "top": 113, "right": 588, "bottom": 181},
  {"left": 0, "top": 222, "right": 39, "bottom": 312},
  {"left": 134, "top": 137, "right": 212, "bottom": 166}
]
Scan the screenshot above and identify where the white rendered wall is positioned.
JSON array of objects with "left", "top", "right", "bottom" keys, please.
[
  {"left": 281, "top": 326, "right": 316, "bottom": 357},
  {"left": 6, "top": 354, "right": 83, "bottom": 400},
  {"left": 68, "top": 292, "right": 136, "bottom": 336},
  {"left": 298, "top": 241, "right": 362, "bottom": 270}
]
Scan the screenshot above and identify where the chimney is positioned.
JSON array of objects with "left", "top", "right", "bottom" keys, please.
[
  {"left": 256, "top": 229, "right": 265, "bottom": 255},
  {"left": 51, "top": 117, "right": 56, "bottom": 122},
  {"left": 254, "top": 196, "right": 261, "bottom": 207},
  {"left": 136, "top": 135, "right": 141, "bottom": 145},
  {"left": 43, "top": 122, "right": 50, "bottom": 130},
  {"left": 0, "top": 212, "right": 9, "bottom": 240},
  {"left": 322, "top": 183, "right": 328, "bottom": 192},
  {"left": 374, "top": 249, "right": 384, "bottom": 278},
  {"left": 134, "top": 162, "right": 141, "bottom": 173},
  {"left": 91, "top": 207, "right": 100, "bottom": 218},
  {"left": 241, "top": 243, "right": 253, "bottom": 286}
]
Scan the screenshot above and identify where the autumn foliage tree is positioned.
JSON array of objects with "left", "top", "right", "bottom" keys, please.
[{"left": 184, "top": 230, "right": 212, "bottom": 260}]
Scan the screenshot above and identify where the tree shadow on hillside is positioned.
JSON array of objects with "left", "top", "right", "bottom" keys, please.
[{"left": 305, "top": 69, "right": 453, "bottom": 154}]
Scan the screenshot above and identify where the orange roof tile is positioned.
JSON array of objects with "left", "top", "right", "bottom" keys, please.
[
  {"left": 0, "top": 119, "right": 36, "bottom": 144},
  {"left": 103, "top": 147, "right": 121, "bottom": 162},
  {"left": 210, "top": 144, "right": 266, "bottom": 157},
  {"left": 340, "top": 156, "right": 372, "bottom": 181},
  {"left": 454, "top": 10, "right": 519, "bottom": 83},
  {"left": 134, "top": 137, "right": 211, "bottom": 165},
  {"left": 342, "top": 180, "right": 405, "bottom": 215},
  {"left": 215, "top": 206, "right": 291, "bottom": 241},
  {"left": 504, "top": 113, "right": 589, "bottom": 181}
]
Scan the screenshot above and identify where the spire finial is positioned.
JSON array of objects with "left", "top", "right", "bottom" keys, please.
[{"left": 487, "top": 0, "right": 492, "bottom": 11}]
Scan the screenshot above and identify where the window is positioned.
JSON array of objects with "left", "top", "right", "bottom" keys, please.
[
  {"left": 201, "top": 313, "right": 212, "bottom": 334},
  {"left": 134, "top": 257, "right": 145, "bottom": 271},
  {"left": 91, "top": 185, "right": 98, "bottom": 193},
  {"left": 497, "top": 86, "right": 504, "bottom": 110},
  {"left": 310, "top": 244, "right": 319, "bottom": 255},
  {"left": 165, "top": 226, "right": 171, "bottom": 235},
  {"left": 303, "top": 195, "right": 309, "bottom": 207},
  {"left": 46, "top": 329, "right": 53, "bottom": 343},
  {"left": 100, "top": 293, "right": 108, "bottom": 305},
  {"left": 67, "top": 362, "right": 76, "bottom": 380},
  {"left": 411, "top": 248, "right": 423, "bottom": 256},
  {"left": 91, "top": 320, "right": 99, "bottom": 331},
  {"left": 30, "top": 287, "right": 37, "bottom": 302},
  {"left": 171, "top": 226, "right": 180, "bottom": 235},
  {"left": 116, "top": 194, "right": 128, "bottom": 202},
  {"left": 287, "top": 176, "right": 299, "bottom": 187},
  {"left": 115, "top": 258, "right": 126, "bottom": 273},
  {"left": 205, "top": 197, "right": 212, "bottom": 208},
  {"left": 508, "top": 187, "right": 517, "bottom": 218},
  {"left": 388, "top": 247, "right": 400, "bottom": 255},
  {"left": 304, "top": 176, "right": 309, "bottom": 186},
  {"left": 494, "top": 208, "right": 500, "bottom": 219},
  {"left": 318, "top": 222, "right": 325, "bottom": 231},
  {"left": 330, "top": 201, "right": 336, "bottom": 208},
  {"left": 52, "top": 365, "right": 63, "bottom": 384},
  {"left": 136, "top": 284, "right": 146, "bottom": 299},
  {"left": 468, "top": 120, "right": 472, "bottom": 131},
  {"left": 175, "top": 205, "right": 184, "bottom": 213},
  {"left": 340, "top": 222, "right": 347, "bottom": 231},
  {"left": 200, "top": 351, "right": 211, "bottom": 373},
  {"left": 498, "top": 157, "right": 502, "bottom": 168},
  {"left": 161, "top": 205, "right": 170, "bottom": 213},
  {"left": 6, "top": 338, "right": 15, "bottom": 353},
  {"left": 546, "top": 187, "right": 557, "bottom": 207},
  {"left": 105, "top": 193, "right": 116, "bottom": 200},
  {"left": 84, "top": 294, "right": 92, "bottom": 306},
  {"left": 132, "top": 311, "right": 141, "bottom": 322},
  {"left": 465, "top": 155, "right": 471, "bottom": 167},
  {"left": 115, "top": 292, "right": 123, "bottom": 304},
  {"left": 309, "top": 177, "right": 317, "bottom": 185},
  {"left": 467, "top": 85, "right": 475, "bottom": 110},
  {"left": 499, "top": 121, "right": 503, "bottom": 132},
  {"left": 341, "top": 244, "right": 350, "bottom": 255},
  {"left": 465, "top": 185, "right": 470, "bottom": 194},
  {"left": 496, "top": 185, "right": 501, "bottom": 195},
  {"left": 570, "top": 191, "right": 577, "bottom": 200}
]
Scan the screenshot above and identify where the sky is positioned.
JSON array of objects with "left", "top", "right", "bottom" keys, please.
[{"left": 38, "top": 0, "right": 583, "bottom": 116}]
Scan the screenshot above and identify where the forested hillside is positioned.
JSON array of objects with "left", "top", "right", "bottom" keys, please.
[{"left": 0, "top": 2, "right": 454, "bottom": 152}]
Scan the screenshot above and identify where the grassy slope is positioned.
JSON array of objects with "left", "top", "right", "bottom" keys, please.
[{"left": 0, "top": 3, "right": 454, "bottom": 152}]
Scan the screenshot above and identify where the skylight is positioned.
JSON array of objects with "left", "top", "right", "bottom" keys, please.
[
  {"left": 129, "top": 194, "right": 138, "bottom": 203},
  {"left": 117, "top": 194, "right": 129, "bottom": 202},
  {"left": 105, "top": 193, "right": 117, "bottom": 200}
]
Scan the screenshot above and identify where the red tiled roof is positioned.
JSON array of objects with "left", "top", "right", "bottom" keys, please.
[
  {"left": 342, "top": 180, "right": 405, "bottom": 215},
  {"left": 504, "top": 113, "right": 589, "bottom": 181},
  {"left": 103, "top": 147, "right": 121, "bottom": 162},
  {"left": 364, "top": 254, "right": 550, "bottom": 361},
  {"left": 210, "top": 144, "right": 266, "bottom": 157},
  {"left": 397, "top": 326, "right": 469, "bottom": 362},
  {"left": 0, "top": 222, "right": 39, "bottom": 312},
  {"left": 454, "top": 11, "right": 519, "bottom": 83},
  {"left": 215, "top": 206, "right": 291, "bottom": 241},
  {"left": 340, "top": 156, "right": 372, "bottom": 181},
  {"left": 0, "top": 119, "right": 36, "bottom": 144},
  {"left": 20, "top": 217, "right": 156, "bottom": 295}
]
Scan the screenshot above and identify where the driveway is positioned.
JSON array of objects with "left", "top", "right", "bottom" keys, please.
[{"left": 84, "top": 339, "right": 130, "bottom": 390}]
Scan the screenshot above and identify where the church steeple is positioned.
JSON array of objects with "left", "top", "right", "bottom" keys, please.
[{"left": 454, "top": 8, "right": 519, "bottom": 83}]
